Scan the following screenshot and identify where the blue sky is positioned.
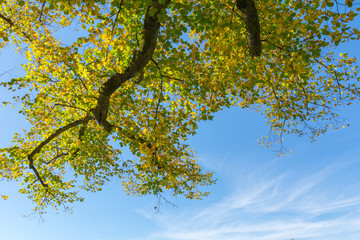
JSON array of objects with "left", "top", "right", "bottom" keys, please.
[
  {"left": 2, "top": 102, "right": 360, "bottom": 240},
  {"left": 1, "top": 17, "right": 360, "bottom": 240}
]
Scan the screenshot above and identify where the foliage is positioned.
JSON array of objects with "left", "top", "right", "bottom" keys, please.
[{"left": 0, "top": 0, "right": 359, "bottom": 213}]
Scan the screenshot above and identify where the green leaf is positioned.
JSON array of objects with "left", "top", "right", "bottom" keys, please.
[{"left": 111, "top": 0, "right": 120, "bottom": 7}]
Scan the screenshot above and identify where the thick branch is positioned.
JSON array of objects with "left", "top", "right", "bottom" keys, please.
[
  {"left": 92, "top": 0, "right": 171, "bottom": 132},
  {"left": 28, "top": 116, "right": 92, "bottom": 187},
  {"left": 27, "top": 0, "right": 171, "bottom": 188},
  {"left": 236, "top": 0, "right": 261, "bottom": 57}
]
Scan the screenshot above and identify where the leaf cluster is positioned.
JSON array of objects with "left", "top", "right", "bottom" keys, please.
[{"left": 0, "top": 0, "right": 360, "bottom": 213}]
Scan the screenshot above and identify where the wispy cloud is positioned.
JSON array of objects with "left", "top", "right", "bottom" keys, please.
[{"left": 136, "top": 159, "right": 360, "bottom": 240}]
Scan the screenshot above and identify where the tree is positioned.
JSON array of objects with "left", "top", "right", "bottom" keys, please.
[{"left": 0, "top": 0, "right": 359, "bottom": 213}]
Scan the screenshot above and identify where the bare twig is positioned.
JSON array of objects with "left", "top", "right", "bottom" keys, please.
[
  {"left": 54, "top": 103, "right": 88, "bottom": 112},
  {"left": 111, "top": 0, "right": 124, "bottom": 35},
  {"left": 38, "top": 2, "right": 47, "bottom": 22},
  {"left": 150, "top": 58, "right": 185, "bottom": 82}
]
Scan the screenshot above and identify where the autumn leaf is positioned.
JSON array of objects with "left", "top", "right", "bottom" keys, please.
[{"left": 0, "top": 0, "right": 359, "bottom": 213}]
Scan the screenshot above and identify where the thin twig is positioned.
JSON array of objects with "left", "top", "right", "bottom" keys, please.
[
  {"left": 150, "top": 58, "right": 185, "bottom": 82},
  {"left": 54, "top": 103, "right": 88, "bottom": 112},
  {"left": 0, "top": 13, "right": 14, "bottom": 26},
  {"left": 38, "top": 2, "right": 47, "bottom": 22},
  {"left": 111, "top": 0, "right": 124, "bottom": 36}
]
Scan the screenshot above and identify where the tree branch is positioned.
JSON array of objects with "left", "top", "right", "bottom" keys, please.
[
  {"left": 92, "top": 0, "right": 171, "bottom": 132},
  {"left": 28, "top": 116, "right": 93, "bottom": 187},
  {"left": 0, "top": 13, "right": 14, "bottom": 26},
  {"left": 236, "top": 0, "right": 261, "bottom": 57},
  {"left": 27, "top": 0, "right": 171, "bottom": 190},
  {"left": 38, "top": 2, "right": 47, "bottom": 22},
  {"left": 111, "top": 0, "right": 124, "bottom": 35},
  {"left": 0, "top": 12, "right": 32, "bottom": 42},
  {"left": 42, "top": 153, "right": 69, "bottom": 165},
  {"left": 150, "top": 58, "right": 185, "bottom": 82}
]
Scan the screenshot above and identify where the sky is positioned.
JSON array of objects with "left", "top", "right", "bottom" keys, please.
[{"left": 1, "top": 10, "right": 360, "bottom": 240}]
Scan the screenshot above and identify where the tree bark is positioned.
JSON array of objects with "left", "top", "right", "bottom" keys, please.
[
  {"left": 26, "top": 0, "right": 171, "bottom": 188},
  {"left": 92, "top": 0, "right": 171, "bottom": 132},
  {"left": 236, "top": 0, "right": 261, "bottom": 57}
]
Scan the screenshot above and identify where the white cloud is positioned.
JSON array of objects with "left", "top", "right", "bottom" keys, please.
[{"left": 137, "top": 160, "right": 360, "bottom": 240}]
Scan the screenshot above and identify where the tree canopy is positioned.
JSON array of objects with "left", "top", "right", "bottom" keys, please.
[{"left": 0, "top": 0, "right": 360, "bottom": 213}]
